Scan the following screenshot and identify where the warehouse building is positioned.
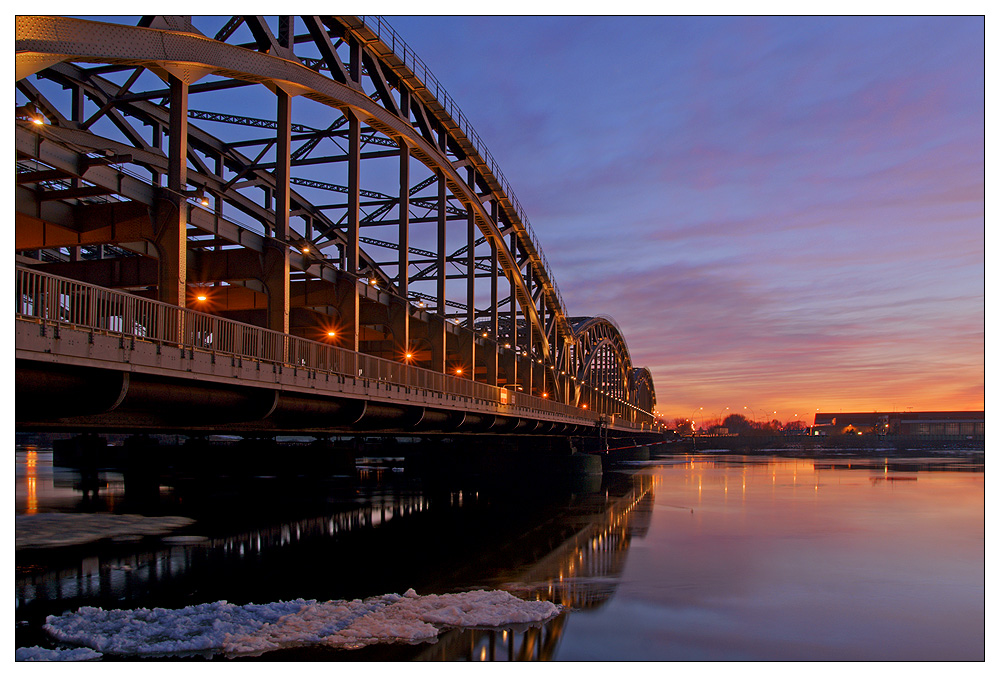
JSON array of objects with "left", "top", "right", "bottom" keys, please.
[{"left": 811, "top": 411, "right": 983, "bottom": 436}]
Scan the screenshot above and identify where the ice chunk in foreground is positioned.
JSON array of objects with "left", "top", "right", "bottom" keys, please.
[
  {"left": 16, "top": 513, "right": 195, "bottom": 549},
  {"left": 40, "top": 589, "right": 561, "bottom": 658},
  {"left": 16, "top": 646, "right": 102, "bottom": 661}
]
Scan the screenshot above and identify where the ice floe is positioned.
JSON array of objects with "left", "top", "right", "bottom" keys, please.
[
  {"left": 37, "top": 589, "right": 561, "bottom": 658},
  {"left": 16, "top": 513, "right": 195, "bottom": 549},
  {"left": 15, "top": 646, "right": 102, "bottom": 661}
]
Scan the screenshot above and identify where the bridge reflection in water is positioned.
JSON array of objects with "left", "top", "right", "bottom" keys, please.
[
  {"left": 15, "top": 450, "right": 657, "bottom": 661},
  {"left": 417, "top": 472, "right": 657, "bottom": 661}
]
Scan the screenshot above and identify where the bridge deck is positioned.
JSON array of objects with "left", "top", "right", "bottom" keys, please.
[{"left": 16, "top": 267, "right": 655, "bottom": 436}]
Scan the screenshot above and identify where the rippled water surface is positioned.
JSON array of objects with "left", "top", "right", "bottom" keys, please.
[{"left": 15, "top": 447, "right": 984, "bottom": 661}]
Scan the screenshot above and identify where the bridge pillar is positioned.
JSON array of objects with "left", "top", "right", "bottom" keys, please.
[
  {"left": 427, "top": 314, "right": 447, "bottom": 373},
  {"left": 52, "top": 434, "right": 107, "bottom": 497},
  {"left": 330, "top": 273, "right": 361, "bottom": 354},
  {"left": 120, "top": 435, "right": 163, "bottom": 503},
  {"left": 152, "top": 74, "right": 189, "bottom": 329},
  {"left": 387, "top": 295, "right": 409, "bottom": 364},
  {"left": 263, "top": 86, "right": 293, "bottom": 338},
  {"left": 481, "top": 338, "right": 498, "bottom": 387},
  {"left": 500, "top": 345, "right": 517, "bottom": 393},
  {"left": 396, "top": 139, "right": 410, "bottom": 362},
  {"left": 457, "top": 325, "right": 475, "bottom": 382},
  {"left": 520, "top": 323, "right": 534, "bottom": 395}
]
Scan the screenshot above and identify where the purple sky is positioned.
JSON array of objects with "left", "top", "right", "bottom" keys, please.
[{"left": 383, "top": 15, "right": 984, "bottom": 423}]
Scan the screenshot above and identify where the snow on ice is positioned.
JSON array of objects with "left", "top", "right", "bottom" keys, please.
[
  {"left": 15, "top": 646, "right": 102, "bottom": 661},
  {"left": 34, "top": 589, "right": 562, "bottom": 658}
]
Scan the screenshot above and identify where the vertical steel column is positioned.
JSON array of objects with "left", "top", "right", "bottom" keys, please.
[
  {"left": 436, "top": 170, "right": 447, "bottom": 312},
  {"left": 344, "top": 109, "right": 361, "bottom": 352},
  {"left": 265, "top": 86, "right": 292, "bottom": 337},
  {"left": 69, "top": 84, "right": 86, "bottom": 263},
  {"left": 524, "top": 266, "right": 534, "bottom": 395},
  {"left": 507, "top": 230, "right": 518, "bottom": 388},
  {"left": 154, "top": 75, "right": 188, "bottom": 337},
  {"left": 490, "top": 202, "right": 500, "bottom": 338},
  {"left": 465, "top": 167, "right": 476, "bottom": 379},
  {"left": 485, "top": 231, "right": 499, "bottom": 386},
  {"left": 429, "top": 168, "right": 447, "bottom": 372},
  {"left": 396, "top": 140, "right": 410, "bottom": 358}
]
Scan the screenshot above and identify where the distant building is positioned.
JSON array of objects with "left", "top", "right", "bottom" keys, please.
[{"left": 812, "top": 411, "right": 983, "bottom": 436}]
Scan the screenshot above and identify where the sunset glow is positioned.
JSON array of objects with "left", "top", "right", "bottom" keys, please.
[{"left": 388, "top": 15, "right": 984, "bottom": 420}]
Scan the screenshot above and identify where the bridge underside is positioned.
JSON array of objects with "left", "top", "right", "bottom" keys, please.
[
  {"left": 17, "top": 361, "right": 590, "bottom": 437},
  {"left": 16, "top": 318, "right": 603, "bottom": 437}
]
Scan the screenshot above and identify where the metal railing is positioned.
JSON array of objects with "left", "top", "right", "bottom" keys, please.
[{"left": 15, "top": 266, "right": 602, "bottom": 423}]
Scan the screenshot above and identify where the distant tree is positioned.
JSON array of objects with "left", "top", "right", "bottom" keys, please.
[
  {"left": 722, "top": 413, "right": 752, "bottom": 434},
  {"left": 784, "top": 420, "right": 806, "bottom": 432}
]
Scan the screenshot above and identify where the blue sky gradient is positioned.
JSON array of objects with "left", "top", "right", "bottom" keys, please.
[{"left": 384, "top": 15, "right": 984, "bottom": 422}]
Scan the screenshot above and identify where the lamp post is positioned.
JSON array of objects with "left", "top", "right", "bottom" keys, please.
[
  {"left": 715, "top": 407, "right": 730, "bottom": 431},
  {"left": 690, "top": 407, "right": 703, "bottom": 434}
]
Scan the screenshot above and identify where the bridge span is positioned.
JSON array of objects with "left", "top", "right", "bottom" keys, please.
[{"left": 15, "top": 15, "right": 661, "bottom": 439}]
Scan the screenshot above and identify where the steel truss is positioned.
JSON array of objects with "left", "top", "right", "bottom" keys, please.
[{"left": 15, "top": 15, "right": 656, "bottom": 426}]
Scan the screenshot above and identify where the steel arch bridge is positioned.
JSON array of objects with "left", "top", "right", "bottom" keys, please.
[{"left": 14, "top": 15, "right": 659, "bottom": 434}]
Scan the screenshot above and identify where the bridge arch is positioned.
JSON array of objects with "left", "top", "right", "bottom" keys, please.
[
  {"left": 567, "top": 316, "right": 655, "bottom": 424},
  {"left": 15, "top": 15, "right": 658, "bottom": 429}
]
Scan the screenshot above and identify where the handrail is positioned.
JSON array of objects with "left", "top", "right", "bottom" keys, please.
[{"left": 14, "top": 266, "right": 618, "bottom": 424}]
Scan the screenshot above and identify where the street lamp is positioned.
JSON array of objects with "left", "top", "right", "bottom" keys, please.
[{"left": 690, "top": 407, "right": 703, "bottom": 433}]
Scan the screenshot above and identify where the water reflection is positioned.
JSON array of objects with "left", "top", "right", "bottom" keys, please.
[
  {"left": 553, "top": 453, "right": 984, "bottom": 661},
  {"left": 15, "top": 449, "right": 132, "bottom": 514},
  {"left": 18, "top": 450, "right": 981, "bottom": 660},
  {"left": 416, "top": 617, "right": 569, "bottom": 661},
  {"left": 15, "top": 448, "right": 655, "bottom": 660},
  {"left": 498, "top": 473, "right": 657, "bottom": 610}
]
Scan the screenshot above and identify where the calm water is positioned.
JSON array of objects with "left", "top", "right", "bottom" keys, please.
[{"left": 15, "top": 447, "right": 984, "bottom": 661}]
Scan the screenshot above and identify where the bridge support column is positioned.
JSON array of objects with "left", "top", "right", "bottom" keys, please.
[
  {"left": 152, "top": 74, "right": 189, "bottom": 336},
  {"left": 427, "top": 314, "right": 447, "bottom": 373},
  {"left": 120, "top": 435, "right": 163, "bottom": 503},
  {"left": 522, "top": 325, "right": 534, "bottom": 395},
  {"left": 482, "top": 339, "right": 498, "bottom": 387},
  {"left": 331, "top": 274, "right": 360, "bottom": 354},
  {"left": 263, "top": 86, "right": 293, "bottom": 338},
  {"left": 52, "top": 434, "right": 107, "bottom": 497},
  {"left": 387, "top": 295, "right": 409, "bottom": 364},
  {"left": 396, "top": 139, "right": 410, "bottom": 359},
  {"left": 500, "top": 346, "right": 517, "bottom": 394},
  {"left": 457, "top": 326, "right": 475, "bottom": 382}
]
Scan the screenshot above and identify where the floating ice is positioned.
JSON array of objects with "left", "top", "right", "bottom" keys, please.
[
  {"left": 15, "top": 646, "right": 102, "bottom": 661},
  {"left": 40, "top": 589, "right": 561, "bottom": 658},
  {"left": 16, "top": 513, "right": 195, "bottom": 549}
]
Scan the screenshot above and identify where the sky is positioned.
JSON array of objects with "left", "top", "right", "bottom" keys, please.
[
  {"left": 379, "top": 13, "right": 985, "bottom": 424},
  {"left": 17, "top": 10, "right": 986, "bottom": 425}
]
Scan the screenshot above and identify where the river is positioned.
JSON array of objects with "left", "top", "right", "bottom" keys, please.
[{"left": 14, "top": 444, "right": 984, "bottom": 661}]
